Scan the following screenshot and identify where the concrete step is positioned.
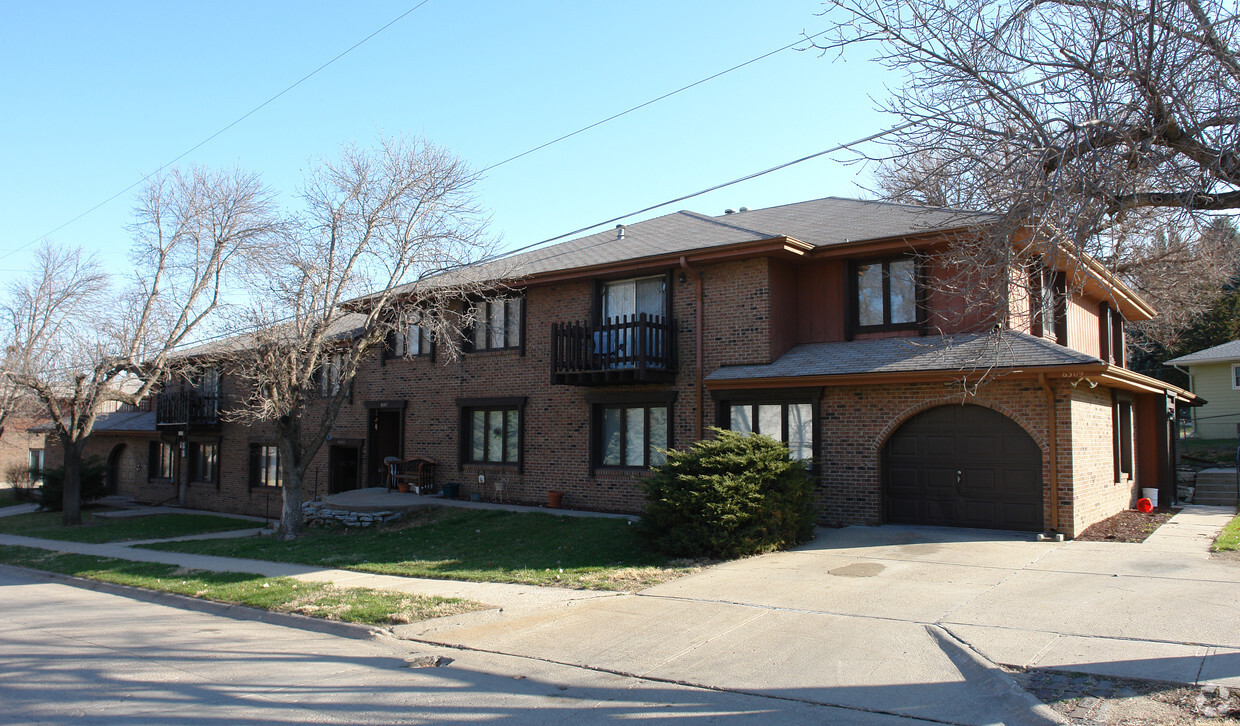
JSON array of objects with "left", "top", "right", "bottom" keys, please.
[{"left": 1195, "top": 468, "right": 1237, "bottom": 485}]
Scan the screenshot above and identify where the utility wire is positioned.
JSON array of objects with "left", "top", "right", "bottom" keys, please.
[
  {"left": 480, "top": 30, "right": 829, "bottom": 174},
  {"left": 471, "top": 121, "right": 917, "bottom": 266},
  {"left": 0, "top": 0, "right": 434, "bottom": 262}
]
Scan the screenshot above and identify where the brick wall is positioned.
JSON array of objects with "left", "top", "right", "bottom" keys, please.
[
  {"left": 141, "top": 257, "right": 777, "bottom": 518},
  {"left": 1062, "top": 384, "right": 1130, "bottom": 537}
]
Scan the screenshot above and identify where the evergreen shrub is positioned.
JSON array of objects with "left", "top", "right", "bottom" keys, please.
[{"left": 640, "top": 428, "right": 815, "bottom": 559}]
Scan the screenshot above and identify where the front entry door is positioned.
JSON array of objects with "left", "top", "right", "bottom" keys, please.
[
  {"left": 328, "top": 445, "right": 360, "bottom": 494},
  {"left": 368, "top": 409, "right": 402, "bottom": 487}
]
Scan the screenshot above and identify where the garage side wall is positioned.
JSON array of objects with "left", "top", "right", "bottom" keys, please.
[
  {"left": 1062, "top": 385, "right": 1125, "bottom": 537},
  {"left": 817, "top": 380, "right": 1050, "bottom": 529}
]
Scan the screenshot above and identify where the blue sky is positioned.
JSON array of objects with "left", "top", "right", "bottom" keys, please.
[{"left": 0, "top": 1, "right": 895, "bottom": 275}]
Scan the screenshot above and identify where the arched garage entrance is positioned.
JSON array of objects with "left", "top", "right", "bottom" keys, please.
[{"left": 883, "top": 405, "right": 1043, "bottom": 531}]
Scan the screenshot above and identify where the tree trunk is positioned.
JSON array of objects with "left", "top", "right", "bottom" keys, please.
[
  {"left": 61, "top": 438, "right": 84, "bottom": 527},
  {"left": 276, "top": 420, "right": 304, "bottom": 540}
]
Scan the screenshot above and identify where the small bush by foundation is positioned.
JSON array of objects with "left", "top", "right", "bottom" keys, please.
[{"left": 640, "top": 428, "right": 815, "bottom": 559}]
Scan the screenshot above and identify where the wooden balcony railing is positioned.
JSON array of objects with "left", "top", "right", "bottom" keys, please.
[
  {"left": 551, "top": 315, "right": 677, "bottom": 386},
  {"left": 155, "top": 390, "right": 220, "bottom": 428}
]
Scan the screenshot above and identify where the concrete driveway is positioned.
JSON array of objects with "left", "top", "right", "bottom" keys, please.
[{"left": 398, "top": 506, "right": 1240, "bottom": 726}]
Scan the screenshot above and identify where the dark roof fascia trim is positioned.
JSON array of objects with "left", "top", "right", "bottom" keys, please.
[
  {"left": 704, "top": 362, "right": 1198, "bottom": 402},
  {"left": 704, "top": 364, "right": 1110, "bottom": 390},
  {"left": 521, "top": 237, "right": 812, "bottom": 288},
  {"left": 1097, "top": 366, "right": 1196, "bottom": 402},
  {"left": 801, "top": 227, "right": 977, "bottom": 261}
]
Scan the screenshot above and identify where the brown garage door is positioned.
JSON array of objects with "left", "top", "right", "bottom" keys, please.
[{"left": 883, "top": 405, "right": 1043, "bottom": 531}]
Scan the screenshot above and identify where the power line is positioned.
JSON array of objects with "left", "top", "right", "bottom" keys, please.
[
  {"left": 479, "top": 30, "right": 829, "bottom": 174},
  {"left": 0, "top": 0, "right": 434, "bottom": 263},
  {"left": 473, "top": 121, "right": 917, "bottom": 266}
]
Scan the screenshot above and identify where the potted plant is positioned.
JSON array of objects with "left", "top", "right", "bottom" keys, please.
[
  {"left": 547, "top": 490, "right": 564, "bottom": 508},
  {"left": 397, "top": 482, "right": 410, "bottom": 494}
]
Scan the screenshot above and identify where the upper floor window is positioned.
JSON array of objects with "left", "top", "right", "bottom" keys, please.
[
  {"left": 854, "top": 257, "right": 918, "bottom": 330},
  {"left": 391, "top": 313, "right": 433, "bottom": 357},
  {"left": 197, "top": 368, "right": 220, "bottom": 398},
  {"left": 317, "top": 352, "right": 349, "bottom": 397},
  {"left": 470, "top": 297, "right": 522, "bottom": 351},
  {"left": 602, "top": 275, "right": 666, "bottom": 322},
  {"left": 1031, "top": 266, "right": 1067, "bottom": 345}
]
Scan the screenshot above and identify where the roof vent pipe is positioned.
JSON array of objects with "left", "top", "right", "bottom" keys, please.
[
  {"left": 739, "top": 206, "right": 749, "bottom": 212},
  {"left": 615, "top": 224, "right": 625, "bottom": 240},
  {"left": 724, "top": 208, "right": 735, "bottom": 214}
]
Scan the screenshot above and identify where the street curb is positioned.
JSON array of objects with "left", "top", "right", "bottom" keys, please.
[
  {"left": 0, "top": 562, "right": 385, "bottom": 641},
  {"left": 926, "top": 624, "right": 1067, "bottom": 726}
]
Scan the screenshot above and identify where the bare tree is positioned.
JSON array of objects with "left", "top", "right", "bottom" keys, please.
[
  {"left": 213, "top": 137, "right": 495, "bottom": 540},
  {"left": 1, "top": 168, "right": 279, "bottom": 525},
  {"left": 820, "top": 0, "right": 1240, "bottom": 326}
]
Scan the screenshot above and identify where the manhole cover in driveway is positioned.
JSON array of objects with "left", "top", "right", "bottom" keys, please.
[{"left": 828, "top": 562, "right": 885, "bottom": 577}]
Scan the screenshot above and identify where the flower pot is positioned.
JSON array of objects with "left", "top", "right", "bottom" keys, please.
[
  {"left": 397, "top": 483, "right": 410, "bottom": 493},
  {"left": 547, "top": 490, "right": 564, "bottom": 508}
]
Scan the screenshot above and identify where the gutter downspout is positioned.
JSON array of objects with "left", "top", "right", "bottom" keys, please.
[
  {"left": 680, "top": 256, "right": 704, "bottom": 441},
  {"left": 1039, "top": 373, "right": 1060, "bottom": 533}
]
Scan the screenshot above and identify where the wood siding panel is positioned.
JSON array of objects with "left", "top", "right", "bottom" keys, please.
[
  {"left": 769, "top": 259, "right": 800, "bottom": 359},
  {"left": 1066, "top": 294, "right": 1102, "bottom": 358},
  {"left": 796, "top": 259, "right": 846, "bottom": 343}
]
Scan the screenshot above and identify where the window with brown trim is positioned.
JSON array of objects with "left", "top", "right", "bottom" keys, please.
[
  {"left": 1113, "top": 394, "right": 1134, "bottom": 482},
  {"left": 588, "top": 391, "right": 676, "bottom": 472},
  {"left": 189, "top": 442, "right": 219, "bottom": 484},
  {"left": 457, "top": 397, "right": 526, "bottom": 470},
  {"left": 468, "top": 297, "right": 523, "bottom": 352},
  {"left": 1030, "top": 265, "right": 1067, "bottom": 346},
  {"left": 148, "top": 441, "right": 174, "bottom": 481},
  {"left": 714, "top": 387, "right": 821, "bottom": 468},
  {"left": 249, "top": 444, "right": 282, "bottom": 488},
  {"left": 852, "top": 257, "right": 919, "bottom": 332}
]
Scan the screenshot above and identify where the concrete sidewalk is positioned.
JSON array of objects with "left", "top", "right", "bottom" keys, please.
[{"left": 1, "top": 504, "right": 1235, "bottom": 725}]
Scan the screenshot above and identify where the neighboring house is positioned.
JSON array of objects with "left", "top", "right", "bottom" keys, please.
[
  {"left": 45, "top": 197, "right": 1195, "bottom": 537},
  {"left": 1167, "top": 340, "right": 1240, "bottom": 439}
]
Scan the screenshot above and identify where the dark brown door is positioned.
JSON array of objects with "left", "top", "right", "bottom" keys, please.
[
  {"left": 328, "top": 445, "right": 360, "bottom": 494},
  {"left": 368, "top": 410, "right": 402, "bottom": 487},
  {"left": 884, "top": 405, "right": 1043, "bottom": 531}
]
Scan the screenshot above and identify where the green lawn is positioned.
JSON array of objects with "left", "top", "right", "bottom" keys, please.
[
  {"left": 0, "top": 510, "right": 259, "bottom": 543},
  {"left": 145, "top": 508, "right": 702, "bottom": 590},
  {"left": 1181, "top": 438, "right": 1238, "bottom": 466},
  {"left": 1214, "top": 514, "right": 1240, "bottom": 552},
  {"left": 0, "top": 544, "right": 484, "bottom": 626}
]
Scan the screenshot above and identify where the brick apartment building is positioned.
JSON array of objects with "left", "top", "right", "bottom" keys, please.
[{"left": 45, "top": 197, "right": 1195, "bottom": 538}]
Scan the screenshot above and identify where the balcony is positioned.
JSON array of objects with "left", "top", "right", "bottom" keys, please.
[
  {"left": 155, "top": 390, "right": 220, "bottom": 428},
  {"left": 551, "top": 315, "right": 677, "bottom": 386}
]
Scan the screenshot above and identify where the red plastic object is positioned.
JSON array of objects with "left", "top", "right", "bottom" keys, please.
[{"left": 1136, "top": 497, "right": 1153, "bottom": 513}]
